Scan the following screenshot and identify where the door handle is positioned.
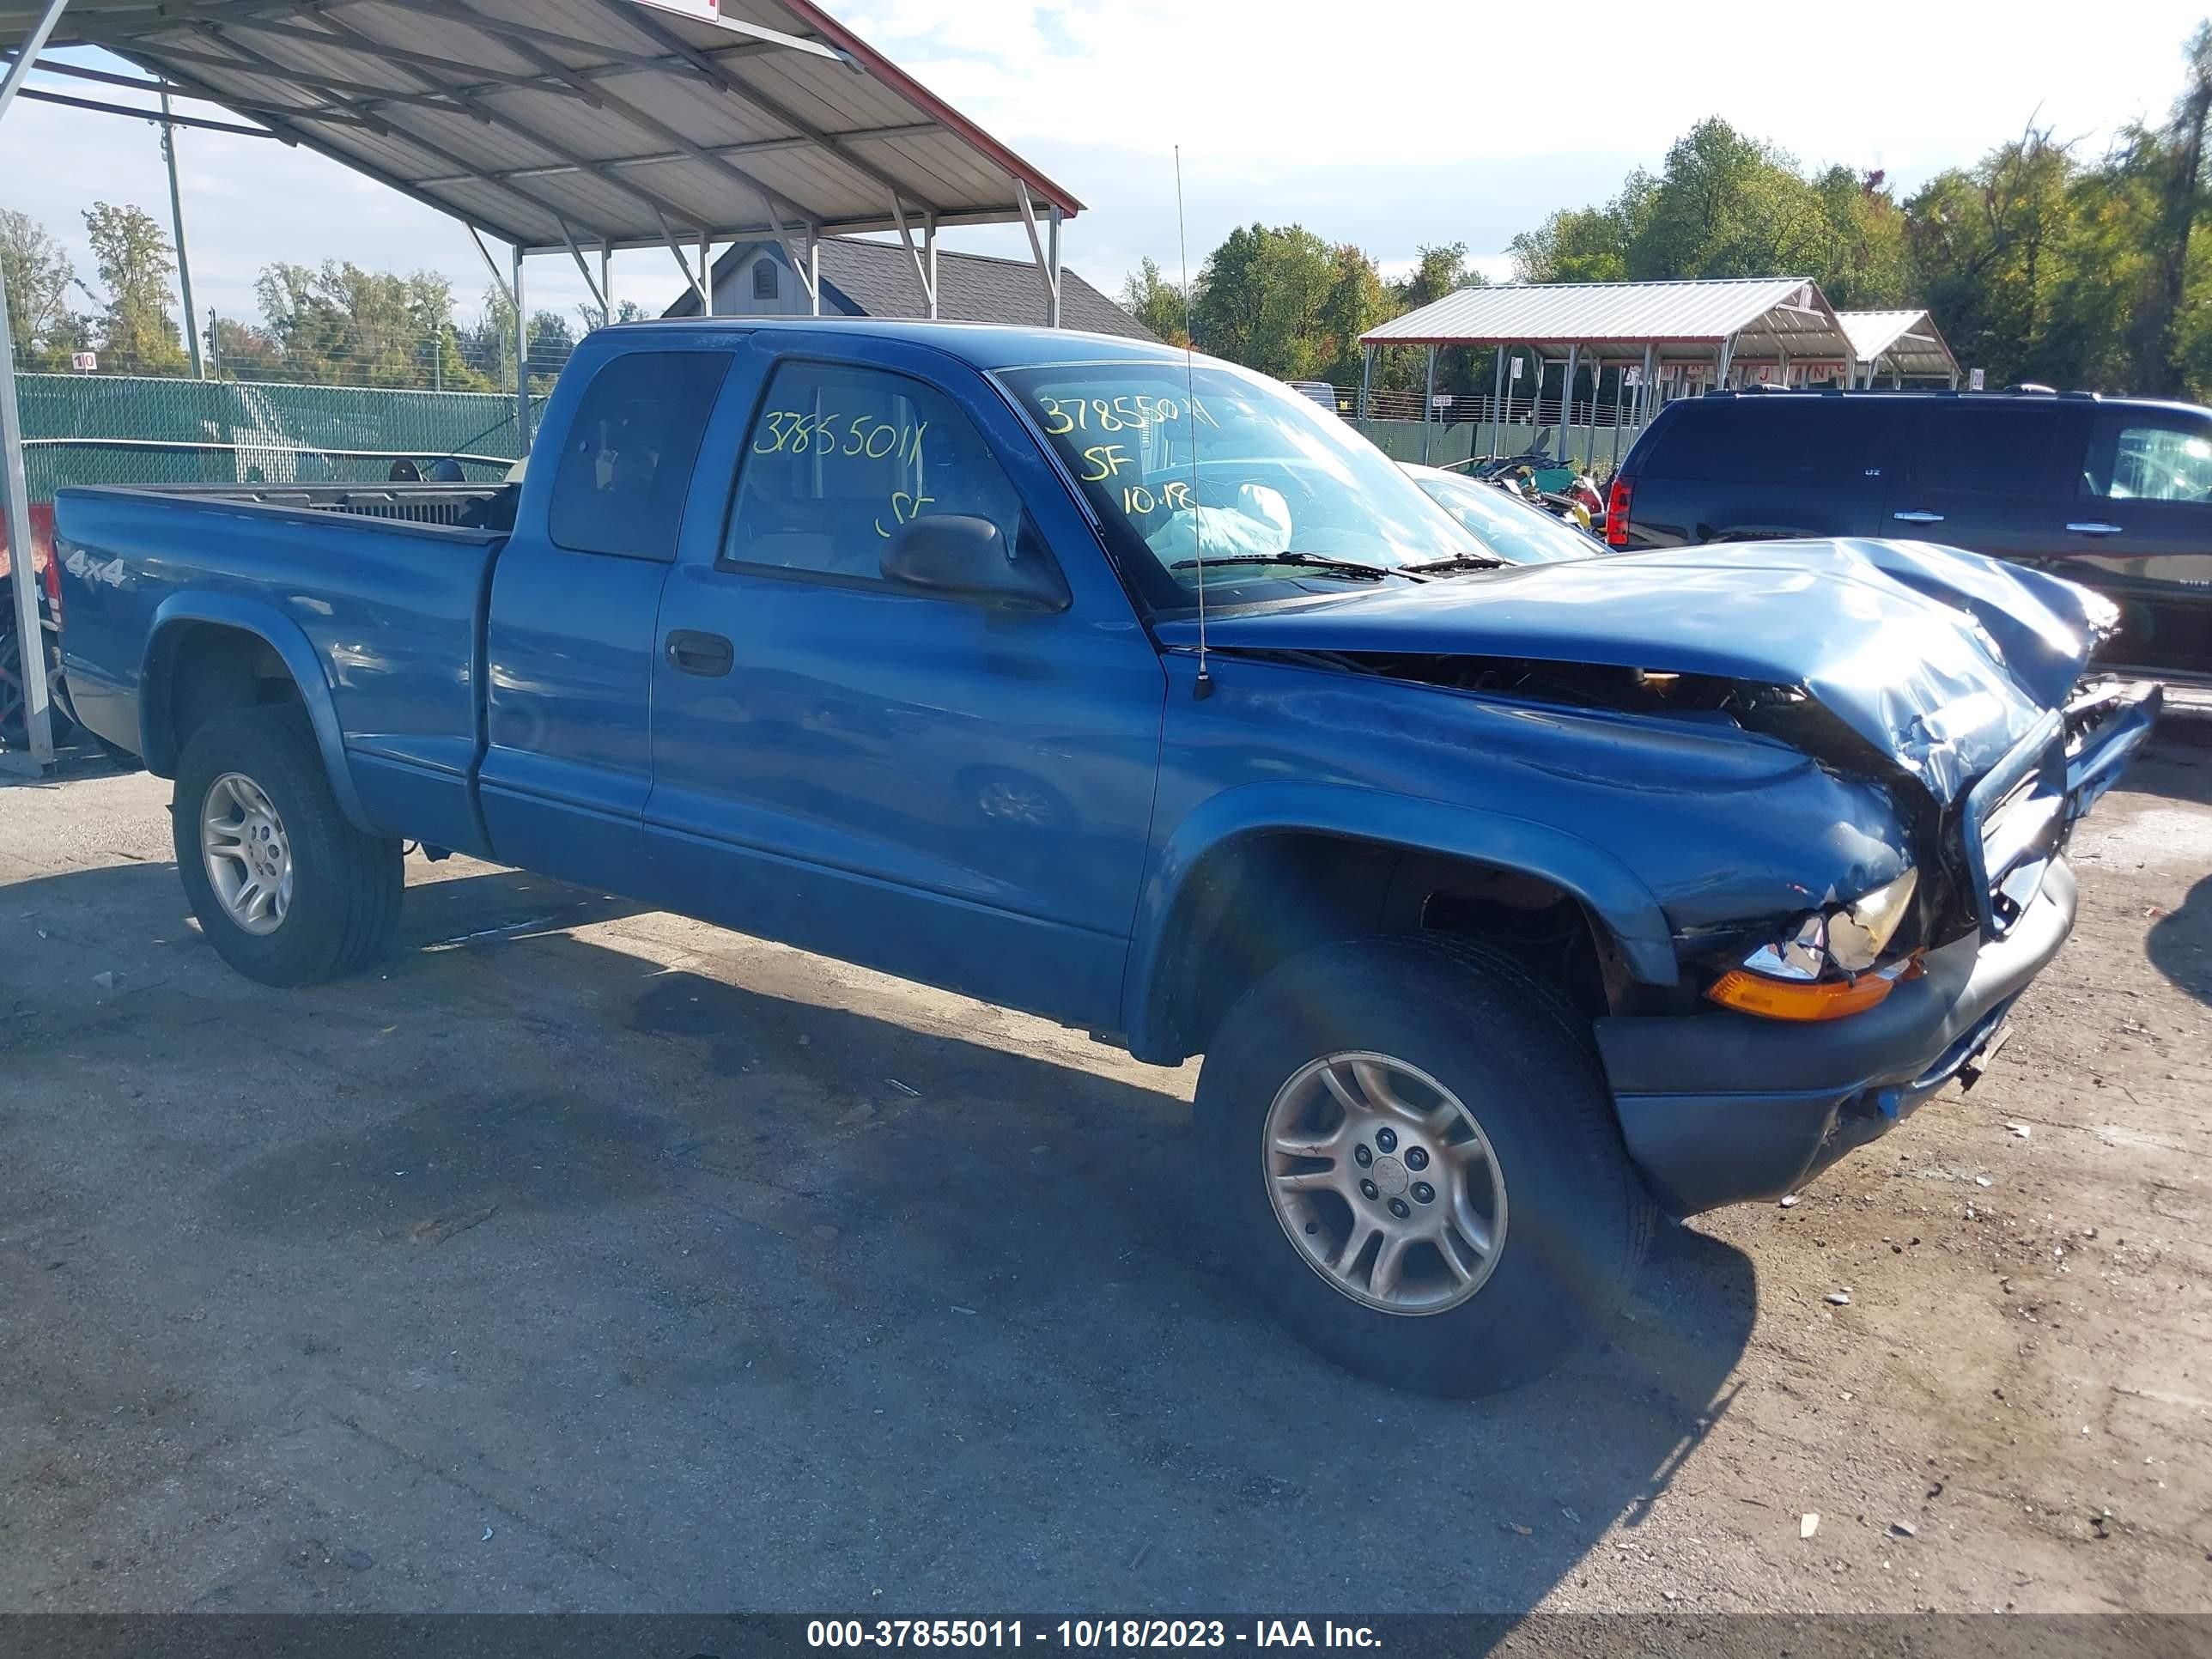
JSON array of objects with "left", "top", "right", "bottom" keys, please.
[
  {"left": 665, "top": 629, "right": 733, "bottom": 677},
  {"left": 1892, "top": 509, "right": 1946, "bottom": 525},
  {"left": 2065, "top": 520, "right": 2124, "bottom": 537}
]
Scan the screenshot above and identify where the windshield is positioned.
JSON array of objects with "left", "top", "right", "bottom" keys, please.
[
  {"left": 997, "top": 361, "right": 1482, "bottom": 611},
  {"left": 1407, "top": 467, "right": 1597, "bottom": 564}
]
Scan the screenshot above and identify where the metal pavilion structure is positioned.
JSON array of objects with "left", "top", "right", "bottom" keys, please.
[
  {"left": 0, "top": 0, "right": 1086, "bottom": 769},
  {"left": 1837, "top": 308, "right": 1961, "bottom": 386},
  {"left": 1357, "top": 276, "right": 1959, "bottom": 467}
]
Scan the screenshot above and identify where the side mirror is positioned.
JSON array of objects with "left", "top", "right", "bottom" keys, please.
[{"left": 879, "top": 514, "right": 1070, "bottom": 612}]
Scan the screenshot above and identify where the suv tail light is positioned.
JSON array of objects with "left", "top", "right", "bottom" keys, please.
[{"left": 1605, "top": 474, "right": 1632, "bottom": 548}]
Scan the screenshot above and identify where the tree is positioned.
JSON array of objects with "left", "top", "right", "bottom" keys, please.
[
  {"left": 455, "top": 290, "right": 575, "bottom": 392},
  {"left": 254, "top": 259, "right": 484, "bottom": 388},
  {"left": 2135, "top": 21, "right": 2212, "bottom": 395},
  {"left": 82, "top": 202, "right": 186, "bottom": 374},
  {"left": 1904, "top": 125, "right": 2081, "bottom": 387},
  {"left": 1807, "top": 166, "right": 1911, "bottom": 310},
  {"left": 1510, "top": 182, "right": 1650, "bottom": 283},
  {"left": 209, "top": 316, "right": 284, "bottom": 380},
  {"left": 1316, "top": 243, "right": 1389, "bottom": 388},
  {"left": 0, "top": 209, "right": 80, "bottom": 368},
  {"left": 1188, "top": 223, "right": 1343, "bottom": 380},
  {"left": 1119, "top": 255, "right": 1189, "bottom": 344},
  {"left": 1625, "top": 119, "right": 1835, "bottom": 281}
]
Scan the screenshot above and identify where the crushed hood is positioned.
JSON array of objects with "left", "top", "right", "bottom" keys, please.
[{"left": 1158, "top": 538, "right": 2118, "bottom": 805}]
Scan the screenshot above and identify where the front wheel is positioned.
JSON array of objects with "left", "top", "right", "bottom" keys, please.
[
  {"left": 1194, "top": 936, "right": 1656, "bottom": 1395},
  {"left": 173, "top": 705, "right": 402, "bottom": 987}
]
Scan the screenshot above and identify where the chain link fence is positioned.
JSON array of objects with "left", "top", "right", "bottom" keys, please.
[{"left": 12, "top": 372, "right": 549, "bottom": 501}]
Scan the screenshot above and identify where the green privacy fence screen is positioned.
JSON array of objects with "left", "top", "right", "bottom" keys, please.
[{"left": 11, "top": 373, "right": 551, "bottom": 501}]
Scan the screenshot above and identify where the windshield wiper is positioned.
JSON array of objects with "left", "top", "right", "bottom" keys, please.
[
  {"left": 1168, "top": 551, "right": 1404, "bottom": 582},
  {"left": 1402, "top": 552, "right": 1507, "bottom": 574}
]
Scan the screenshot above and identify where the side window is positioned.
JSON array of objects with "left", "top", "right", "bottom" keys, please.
[
  {"left": 2085, "top": 416, "right": 2212, "bottom": 502},
  {"left": 548, "top": 350, "right": 731, "bottom": 562},
  {"left": 1638, "top": 400, "right": 1891, "bottom": 483},
  {"left": 1912, "top": 406, "right": 2063, "bottom": 495},
  {"left": 724, "top": 360, "right": 1024, "bottom": 581}
]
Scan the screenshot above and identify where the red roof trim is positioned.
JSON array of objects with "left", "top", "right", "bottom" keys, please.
[
  {"left": 1357, "top": 333, "right": 1791, "bottom": 348},
  {"left": 775, "top": 0, "right": 1086, "bottom": 217}
]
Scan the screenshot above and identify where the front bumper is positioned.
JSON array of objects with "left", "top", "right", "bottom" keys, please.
[{"left": 1595, "top": 858, "right": 2077, "bottom": 1217}]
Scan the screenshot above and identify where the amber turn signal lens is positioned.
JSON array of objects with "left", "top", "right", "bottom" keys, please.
[{"left": 1707, "top": 968, "right": 1896, "bottom": 1022}]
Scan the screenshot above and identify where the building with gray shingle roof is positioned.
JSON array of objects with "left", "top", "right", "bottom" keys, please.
[{"left": 664, "top": 235, "right": 1156, "bottom": 340}]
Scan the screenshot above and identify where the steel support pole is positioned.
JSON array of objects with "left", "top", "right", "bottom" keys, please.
[
  {"left": 925, "top": 213, "right": 938, "bottom": 319},
  {"left": 1358, "top": 343, "right": 1373, "bottom": 422},
  {"left": 512, "top": 244, "right": 531, "bottom": 451},
  {"left": 1489, "top": 347, "right": 1505, "bottom": 459},
  {"left": 0, "top": 0, "right": 74, "bottom": 768},
  {"left": 1422, "top": 346, "right": 1437, "bottom": 464},
  {"left": 699, "top": 232, "right": 712, "bottom": 314},
  {"left": 601, "top": 240, "right": 613, "bottom": 326},
  {"left": 1559, "top": 343, "right": 1578, "bottom": 462},
  {"left": 160, "top": 92, "right": 204, "bottom": 378},
  {"left": 1610, "top": 366, "right": 1625, "bottom": 471},
  {"left": 809, "top": 235, "right": 820, "bottom": 317},
  {"left": 1047, "top": 205, "right": 1063, "bottom": 328}
]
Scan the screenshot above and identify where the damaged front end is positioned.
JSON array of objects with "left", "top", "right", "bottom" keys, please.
[{"left": 1158, "top": 535, "right": 2160, "bottom": 1004}]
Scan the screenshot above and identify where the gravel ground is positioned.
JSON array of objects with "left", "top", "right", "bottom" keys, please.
[{"left": 1, "top": 731, "right": 2207, "bottom": 1614}]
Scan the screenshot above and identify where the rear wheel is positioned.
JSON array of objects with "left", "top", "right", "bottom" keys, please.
[
  {"left": 173, "top": 706, "right": 401, "bottom": 987},
  {"left": 1194, "top": 935, "right": 1655, "bottom": 1395}
]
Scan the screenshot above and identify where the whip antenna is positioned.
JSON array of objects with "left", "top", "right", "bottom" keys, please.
[{"left": 1176, "top": 144, "right": 1212, "bottom": 699}]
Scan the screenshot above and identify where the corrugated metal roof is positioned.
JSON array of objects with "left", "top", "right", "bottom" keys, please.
[
  {"left": 1837, "top": 309, "right": 1959, "bottom": 378},
  {"left": 1, "top": 0, "right": 1084, "bottom": 252},
  {"left": 1360, "top": 276, "right": 1847, "bottom": 357}
]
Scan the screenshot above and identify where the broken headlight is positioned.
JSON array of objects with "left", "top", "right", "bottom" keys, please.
[
  {"left": 1825, "top": 867, "right": 1920, "bottom": 973},
  {"left": 1712, "top": 869, "right": 1923, "bottom": 1020}
]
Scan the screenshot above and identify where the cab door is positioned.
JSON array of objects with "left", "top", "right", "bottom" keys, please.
[
  {"left": 1883, "top": 400, "right": 2092, "bottom": 561},
  {"left": 478, "top": 342, "right": 733, "bottom": 888},
  {"left": 2068, "top": 409, "right": 2212, "bottom": 674},
  {"left": 641, "top": 335, "right": 1167, "bottom": 1029}
]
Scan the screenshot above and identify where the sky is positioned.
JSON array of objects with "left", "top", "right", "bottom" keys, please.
[{"left": 3, "top": 0, "right": 2209, "bottom": 340}]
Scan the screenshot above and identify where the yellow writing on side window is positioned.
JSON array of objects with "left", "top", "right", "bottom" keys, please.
[
  {"left": 751, "top": 407, "right": 930, "bottom": 464},
  {"left": 748, "top": 405, "right": 939, "bottom": 539}
]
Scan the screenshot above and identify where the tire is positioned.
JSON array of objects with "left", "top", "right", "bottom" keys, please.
[
  {"left": 172, "top": 705, "right": 402, "bottom": 987},
  {"left": 1194, "top": 935, "right": 1656, "bottom": 1396}
]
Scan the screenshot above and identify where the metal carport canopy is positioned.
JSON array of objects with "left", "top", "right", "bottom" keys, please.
[
  {"left": 1, "top": 0, "right": 1086, "bottom": 251},
  {"left": 0, "top": 0, "right": 1087, "bottom": 771},
  {"left": 1359, "top": 276, "right": 1853, "bottom": 364},
  {"left": 1838, "top": 308, "right": 1960, "bottom": 382}
]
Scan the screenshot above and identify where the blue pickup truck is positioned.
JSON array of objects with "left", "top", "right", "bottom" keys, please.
[{"left": 54, "top": 319, "right": 2159, "bottom": 1395}]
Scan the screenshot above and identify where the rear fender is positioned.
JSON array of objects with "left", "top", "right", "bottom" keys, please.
[
  {"left": 143, "top": 592, "right": 373, "bottom": 831},
  {"left": 1121, "top": 781, "right": 1676, "bottom": 1060}
]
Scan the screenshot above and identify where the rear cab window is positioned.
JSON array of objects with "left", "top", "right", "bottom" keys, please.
[{"left": 547, "top": 349, "right": 732, "bottom": 562}]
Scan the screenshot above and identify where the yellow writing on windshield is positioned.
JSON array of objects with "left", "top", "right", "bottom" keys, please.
[
  {"left": 1121, "top": 480, "right": 1194, "bottom": 515},
  {"left": 1036, "top": 394, "right": 1218, "bottom": 436}
]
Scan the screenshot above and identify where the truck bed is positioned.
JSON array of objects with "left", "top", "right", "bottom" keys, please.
[
  {"left": 80, "top": 480, "right": 521, "bottom": 534},
  {"left": 55, "top": 482, "right": 507, "bottom": 852}
]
